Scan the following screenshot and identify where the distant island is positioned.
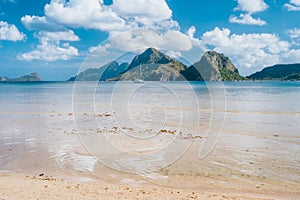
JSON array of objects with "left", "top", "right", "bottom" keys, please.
[
  {"left": 246, "top": 64, "right": 300, "bottom": 81},
  {"left": 69, "top": 47, "right": 245, "bottom": 82},
  {"left": 0, "top": 72, "right": 42, "bottom": 82}
]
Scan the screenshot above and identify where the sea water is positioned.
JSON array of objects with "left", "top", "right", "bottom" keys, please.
[{"left": 0, "top": 81, "right": 299, "bottom": 185}]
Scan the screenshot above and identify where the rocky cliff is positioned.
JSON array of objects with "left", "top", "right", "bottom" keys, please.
[
  {"left": 117, "top": 48, "right": 187, "bottom": 81},
  {"left": 191, "top": 51, "right": 245, "bottom": 81}
]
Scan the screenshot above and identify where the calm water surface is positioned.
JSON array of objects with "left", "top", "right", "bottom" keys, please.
[{"left": 0, "top": 81, "right": 299, "bottom": 185}]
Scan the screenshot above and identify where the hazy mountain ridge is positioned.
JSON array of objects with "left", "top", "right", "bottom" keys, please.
[
  {"left": 247, "top": 64, "right": 300, "bottom": 81},
  {"left": 69, "top": 47, "right": 244, "bottom": 81},
  {"left": 68, "top": 61, "right": 129, "bottom": 81}
]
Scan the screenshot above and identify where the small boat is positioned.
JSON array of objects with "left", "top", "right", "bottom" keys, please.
[{"left": 133, "top": 78, "right": 145, "bottom": 83}]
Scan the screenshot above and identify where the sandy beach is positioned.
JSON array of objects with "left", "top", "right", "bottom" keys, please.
[{"left": 1, "top": 172, "right": 299, "bottom": 200}]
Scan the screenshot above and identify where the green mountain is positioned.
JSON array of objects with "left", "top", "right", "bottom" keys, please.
[
  {"left": 117, "top": 48, "right": 187, "bottom": 81},
  {"left": 68, "top": 48, "right": 245, "bottom": 81},
  {"left": 0, "top": 73, "right": 42, "bottom": 82},
  {"left": 247, "top": 64, "right": 300, "bottom": 81},
  {"left": 190, "top": 51, "right": 245, "bottom": 81}
]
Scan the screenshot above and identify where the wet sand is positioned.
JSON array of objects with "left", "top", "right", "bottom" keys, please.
[{"left": 0, "top": 111, "right": 299, "bottom": 199}]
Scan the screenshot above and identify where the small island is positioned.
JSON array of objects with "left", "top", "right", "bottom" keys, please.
[
  {"left": 0, "top": 72, "right": 42, "bottom": 82},
  {"left": 246, "top": 64, "right": 300, "bottom": 81}
]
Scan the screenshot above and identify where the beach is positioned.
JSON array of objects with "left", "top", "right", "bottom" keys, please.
[
  {"left": 0, "top": 82, "right": 299, "bottom": 199},
  {"left": 1, "top": 171, "right": 299, "bottom": 200}
]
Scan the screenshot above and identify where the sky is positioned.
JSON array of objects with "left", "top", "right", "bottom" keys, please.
[{"left": 0, "top": 0, "right": 300, "bottom": 80}]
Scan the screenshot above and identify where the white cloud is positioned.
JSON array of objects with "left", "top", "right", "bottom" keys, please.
[
  {"left": 0, "top": 21, "right": 25, "bottom": 41},
  {"left": 44, "top": 0, "right": 178, "bottom": 32},
  {"left": 36, "top": 30, "right": 79, "bottom": 42},
  {"left": 18, "top": 39, "right": 78, "bottom": 61},
  {"left": 282, "top": 49, "right": 300, "bottom": 63},
  {"left": 201, "top": 27, "right": 231, "bottom": 47},
  {"left": 287, "top": 28, "right": 300, "bottom": 39},
  {"left": 284, "top": 0, "right": 300, "bottom": 11},
  {"left": 44, "top": 0, "right": 127, "bottom": 31},
  {"left": 229, "top": 13, "right": 266, "bottom": 26},
  {"left": 19, "top": 27, "right": 79, "bottom": 61},
  {"left": 201, "top": 27, "right": 291, "bottom": 69},
  {"left": 88, "top": 43, "right": 111, "bottom": 55},
  {"left": 230, "top": 0, "right": 268, "bottom": 26},
  {"left": 21, "top": 15, "right": 67, "bottom": 32},
  {"left": 20, "top": 13, "right": 80, "bottom": 61},
  {"left": 234, "top": 0, "right": 268, "bottom": 13},
  {"left": 187, "top": 26, "right": 196, "bottom": 38},
  {"left": 112, "top": 0, "right": 172, "bottom": 20},
  {"left": 20, "top": 0, "right": 185, "bottom": 62},
  {"left": 90, "top": 29, "right": 194, "bottom": 54},
  {"left": 111, "top": 0, "right": 178, "bottom": 29}
]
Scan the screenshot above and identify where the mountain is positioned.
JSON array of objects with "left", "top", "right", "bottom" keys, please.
[
  {"left": 68, "top": 48, "right": 245, "bottom": 81},
  {"left": 247, "top": 64, "right": 300, "bottom": 81},
  {"left": 190, "top": 51, "right": 245, "bottom": 81},
  {"left": 117, "top": 48, "right": 187, "bottom": 81},
  {"left": 0, "top": 73, "right": 42, "bottom": 82},
  {"left": 68, "top": 61, "right": 129, "bottom": 81}
]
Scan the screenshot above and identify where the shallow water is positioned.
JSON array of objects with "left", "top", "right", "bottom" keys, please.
[{"left": 0, "top": 81, "right": 299, "bottom": 187}]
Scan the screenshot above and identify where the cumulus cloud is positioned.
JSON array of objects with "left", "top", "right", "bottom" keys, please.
[
  {"left": 229, "top": 13, "right": 266, "bottom": 26},
  {"left": 284, "top": 0, "right": 300, "bottom": 11},
  {"left": 287, "top": 28, "right": 300, "bottom": 39},
  {"left": 21, "top": 15, "right": 67, "bottom": 32},
  {"left": 112, "top": 0, "right": 172, "bottom": 20},
  {"left": 111, "top": 0, "right": 178, "bottom": 29},
  {"left": 234, "top": 0, "right": 268, "bottom": 13},
  {"left": 287, "top": 28, "right": 300, "bottom": 45},
  {"left": 18, "top": 39, "right": 78, "bottom": 61},
  {"left": 20, "top": 13, "right": 80, "bottom": 61},
  {"left": 17, "top": 20, "right": 80, "bottom": 62},
  {"left": 201, "top": 27, "right": 291, "bottom": 69},
  {"left": 44, "top": 0, "right": 127, "bottom": 31},
  {"left": 18, "top": 29, "right": 79, "bottom": 61},
  {"left": 282, "top": 49, "right": 300, "bottom": 63},
  {"left": 89, "top": 29, "right": 194, "bottom": 54},
  {"left": 44, "top": 0, "right": 179, "bottom": 32},
  {"left": 230, "top": 0, "right": 268, "bottom": 26},
  {"left": 20, "top": 0, "right": 185, "bottom": 61},
  {"left": 35, "top": 30, "right": 79, "bottom": 42},
  {"left": 0, "top": 21, "right": 25, "bottom": 41}
]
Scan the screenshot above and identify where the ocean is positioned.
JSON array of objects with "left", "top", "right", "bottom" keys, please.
[{"left": 0, "top": 81, "right": 299, "bottom": 187}]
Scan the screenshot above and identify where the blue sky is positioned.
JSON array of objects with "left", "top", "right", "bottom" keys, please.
[{"left": 0, "top": 0, "right": 300, "bottom": 80}]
